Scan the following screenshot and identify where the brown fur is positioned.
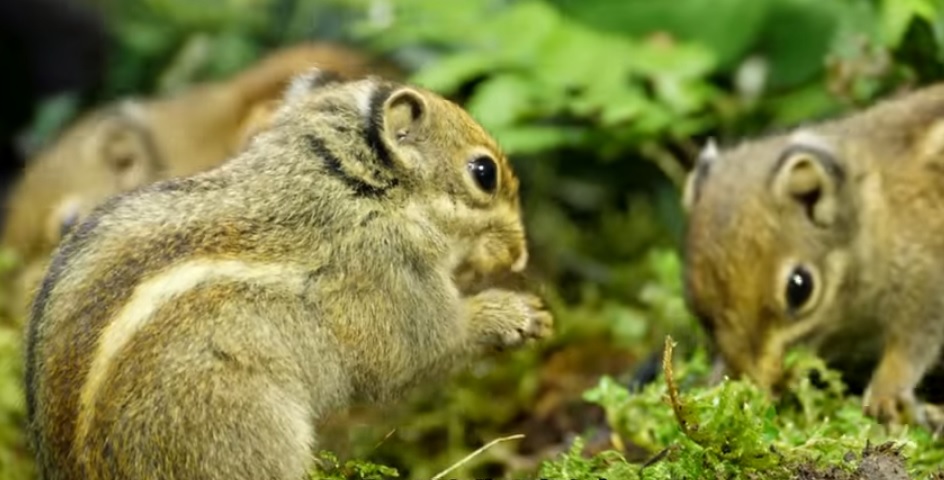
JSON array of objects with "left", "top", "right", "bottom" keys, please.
[
  {"left": 1, "top": 42, "right": 403, "bottom": 322},
  {"left": 682, "top": 83, "right": 944, "bottom": 427},
  {"left": 25, "top": 72, "right": 552, "bottom": 479}
]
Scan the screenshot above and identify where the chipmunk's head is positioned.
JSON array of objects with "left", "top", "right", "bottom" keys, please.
[
  {"left": 380, "top": 84, "right": 526, "bottom": 282},
  {"left": 278, "top": 71, "right": 528, "bottom": 283},
  {"left": 681, "top": 130, "right": 864, "bottom": 390}
]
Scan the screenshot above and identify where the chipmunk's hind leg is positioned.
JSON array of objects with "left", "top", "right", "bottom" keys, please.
[{"left": 84, "top": 355, "right": 315, "bottom": 480}]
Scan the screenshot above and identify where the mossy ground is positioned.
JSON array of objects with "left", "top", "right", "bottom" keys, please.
[{"left": 310, "top": 341, "right": 944, "bottom": 480}]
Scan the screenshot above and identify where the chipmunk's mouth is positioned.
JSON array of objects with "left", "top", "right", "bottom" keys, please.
[
  {"left": 511, "top": 247, "right": 528, "bottom": 272},
  {"left": 715, "top": 327, "right": 787, "bottom": 393},
  {"left": 741, "top": 354, "right": 786, "bottom": 393}
]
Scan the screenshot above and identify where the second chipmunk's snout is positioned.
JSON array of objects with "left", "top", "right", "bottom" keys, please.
[{"left": 710, "top": 312, "right": 791, "bottom": 394}]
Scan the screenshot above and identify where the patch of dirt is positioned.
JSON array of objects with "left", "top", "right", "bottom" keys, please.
[{"left": 795, "top": 442, "right": 911, "bottom": 480}]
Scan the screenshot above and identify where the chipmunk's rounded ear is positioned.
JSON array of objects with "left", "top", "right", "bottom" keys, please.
[
  {"left": 89, "top": 107, "right": 161, "bottom": 191},
  {"left": 382, "top": 87, "right": 428, "bottom": 144},
  {"left": 771, "top": 139, "right": 843, "bottom": 227},
  {"left": 682, "top": 138, "right": 719, "bottom": 213}
]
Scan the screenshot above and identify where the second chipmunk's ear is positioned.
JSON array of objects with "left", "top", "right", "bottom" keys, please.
[
  {"left": 87, "top": 103, "right": 162, "bottom": 191},
  {"left": 682, "top": 137, "right": 719, "bottom": 213},
  {"left": 769, "top": 131, "right": 844, "bottom": 227}
]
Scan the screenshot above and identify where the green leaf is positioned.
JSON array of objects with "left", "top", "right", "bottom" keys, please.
[
  {"left": 409, "top": 52, "right": 502, "bottom": 94},
  {"left": 114, "top": 20, "right": 178, "bottom": 55},
  {"left": 880, "top": 0, "right": 938, "bottom": 48},
  {"left": 757, "top": 0, "right": 843, "bottom": 90},
  {"left": 487, "top": 0, "right": 566, "bottom": 63},
  {"left": 549, "top": 0, "right": 770, "bottom": 71},
  {"left": 202, "top": 31, "right": 262, "bottom": 79},
  {"left": 489, "top": 125, "right": 591, "bottom": 155},
  {"left": 464, "top": 74, "right": 536, "bottom": 130},
  {"left": 763, "top": 82, "right": 845, "bottom": 127}
]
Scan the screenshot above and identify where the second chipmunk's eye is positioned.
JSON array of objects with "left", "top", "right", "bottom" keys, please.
[
  {"left": 785, "top": 265, "right": 815, "bottom": 313},
  {"left": 468, "top": 156, "right": 497, "bottom": 193}
]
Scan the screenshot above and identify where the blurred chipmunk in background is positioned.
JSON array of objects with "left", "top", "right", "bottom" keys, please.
[{"left": 0, "top": 41, "right": 403, "bottom": 323}]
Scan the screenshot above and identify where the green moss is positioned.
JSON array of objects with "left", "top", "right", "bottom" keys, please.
[
  {"left": 538, "top": 344, "right": 944, "bottom": 479},
  {"left": 309, "top": 451, "right": 400, "bottom": 480},
  {"left": 0, "top": 255, "right": 32, "bottom": 480},
  {"left": 311, "top": 343, "right": 944, "bottom": 479}
]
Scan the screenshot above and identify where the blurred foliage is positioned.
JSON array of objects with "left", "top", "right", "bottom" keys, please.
[
  {"left": 4, "top": 0, "right": 944, "bottom": 479},
  {"left": 0, "top": 249, "right": 32, "bottom": 480},
  {"left": 0, "top": 327, "right": 32, "bottom": 480}
]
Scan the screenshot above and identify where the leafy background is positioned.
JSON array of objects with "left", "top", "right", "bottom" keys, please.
[{"left": 3, "top": 0, "right": 944, "bottom": 479}]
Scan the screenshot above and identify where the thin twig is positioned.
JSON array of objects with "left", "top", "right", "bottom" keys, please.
[
  {"left": 430, "top": 434, "right": 525, "bottom": 480},
  {"left": 662, "top": 336, "right": 690, "bottom": 437},
  {"left": 640, "top": 445, "right": 674, "bottom": 470},
  {"left": 370, "top": 428, "right": 397, "bottom": 453}
]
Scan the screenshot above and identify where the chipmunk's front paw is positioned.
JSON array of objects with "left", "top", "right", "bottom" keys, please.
[
  {"left": 470, "top": 291, "right": 554, "bottom": 351},
  {"left": 498, "top": 293, "right": 553, "bottom": 349},
  {"left": 863, "top": 381, "right": 924, "bottom": 427}
]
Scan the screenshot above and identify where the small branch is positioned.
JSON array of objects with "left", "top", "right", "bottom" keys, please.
[
  {"left": 663, "top": 336, "right": 696, "bottom": 440},
  {"left": 663, "top": 336, "right": 709, "bottom": 447},
  {"left": 640, "top": 445, "right": 674, "bottom": 470},
  {"left": 431, "top": 434, "right": 525, "bottom": 480},
  {"left": 370, "top": 428, "right": 397, "bottom": 453}
]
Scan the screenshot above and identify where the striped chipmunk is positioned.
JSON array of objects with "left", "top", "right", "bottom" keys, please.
[
  {"left": 24, "top": 71, "right": 553, "bottom": 480},
  {"left": 681, "top": 83, "right": 944, "bottom": 428}
]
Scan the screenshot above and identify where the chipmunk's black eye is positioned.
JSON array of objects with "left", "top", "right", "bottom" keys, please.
[
  {"left": 785, "top": 265, "right": 814, "bottom": 313},
  {"left": 468, "top": 156, "right": 497, "bottom": 193}
]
